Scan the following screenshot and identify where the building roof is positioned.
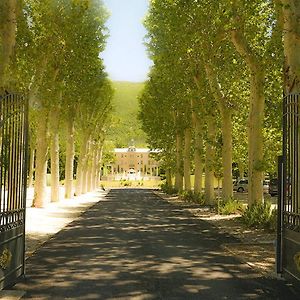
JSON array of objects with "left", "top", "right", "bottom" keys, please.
[{"left": 114, "top": 148, "right": 160, "bottom": 153}]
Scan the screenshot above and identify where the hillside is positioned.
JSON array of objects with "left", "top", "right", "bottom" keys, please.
[{"left": 106, "top": 81, "right": 147, "bottom": 148}]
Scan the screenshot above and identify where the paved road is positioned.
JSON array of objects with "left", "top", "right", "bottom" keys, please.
[{"left": 15, "top": 189, "right": 297, "bottom": 299}]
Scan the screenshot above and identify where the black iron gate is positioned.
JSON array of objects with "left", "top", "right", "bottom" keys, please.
[
  {"left": 0, "top": 93, "right": 28, "bottom": 289},
  {"left": 278, "top": 93, "right": 300, "bottom": 283}
]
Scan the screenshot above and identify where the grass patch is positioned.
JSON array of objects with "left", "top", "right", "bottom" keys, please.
[
  {"left": 100, "top": 179, "right": 162, "bottom": 188},
  {"left": 180, "top": 190, "right": 205, "bottom": 205},
  {"left": 217, "top": 197, "right": 243, "bottom": 215}
]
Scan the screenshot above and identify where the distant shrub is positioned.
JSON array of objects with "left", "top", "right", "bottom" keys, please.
[
  {"left": 160, "top": 182, "right": 178, "bottom": 195},
  {"left": 217, "top": 198, "right": 243, "bottom": 215},
  {"left": 137, "top": 180, "right": 144, "bottom": 186},
  {"left": 120, "top": 179, "right": 132, "bottom": 187},
  {"left": 242, "top": 201, "right": 276, "bottom": 231},
  {"left": 180, "top": 190, "right": 204, "bottom": 205}
]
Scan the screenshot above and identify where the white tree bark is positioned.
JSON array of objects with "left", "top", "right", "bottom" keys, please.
[
  {"left": 33, "top": 109, "right": 48, "bottom": 208},
  {"left": 65, "top": 118, "right": 75, "bottom": 198},
  {"left": 91, "top": 144, "right": 98, "bottom": 191},
  {"left": 183, "top": 127, "right": 192, "bottom": 191},
  {"left": 231, "top": 28, "right": 265, "bottom": 205},
  {"left": 205, "top": 116, "right": 216, "bottom": 205},
  {"left": 281, "top": 0, "right": 300, "bottom": 206},
  {"left": 49, "top": 107, "right": 60, "bottom": 202},
  {"left": 175, "top": 131, "right": 183, "bottom": 192},
  {"left": 87, "top": 145, "right": 94, "bottom": 192},
  {"left": 193, "top": 116, "right": 204, "bottom": 194},
  {"left": 281, "top": 0, "right": 300, "bottom": 93},
  {"left": 95, "top": 146, "right": 103, "bottom": 187},
  {"left": 247, "top": 70, "right": 265, "bottom": 204},
  {"left": 28, "top": 147, "right": 35, "bottom": 188},
  {"left": 204, "top": 62, "right": 233, "bottom": 199},
  {"left": 82, "top": 139, "right": 91, "bottom": 194},
  {"left": 221, "top": 111, "right": 233, "bottom": 199},
  {"left": 75, "top": 134, "right": 89, "bottom": 196}
]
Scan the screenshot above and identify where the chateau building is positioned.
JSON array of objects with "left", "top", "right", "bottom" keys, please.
[{"left": 111, "top": 146, "right": 160, "bottom": 178}]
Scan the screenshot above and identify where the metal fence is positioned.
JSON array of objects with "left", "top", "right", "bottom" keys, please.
[
  {"left": 0, "top": 92, "right": 28, "bottom": 289},
  {"left": 278, "top": 93, "right": 300, "bottom": 283}
]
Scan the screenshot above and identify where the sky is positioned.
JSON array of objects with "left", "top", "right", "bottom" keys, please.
[{"left": 101, "top": 0, "right": 152, "bottom": 82}]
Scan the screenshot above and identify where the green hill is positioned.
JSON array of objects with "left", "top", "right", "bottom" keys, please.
[{"left": 107, "top": 81, "right": 147, "bottom": 148}]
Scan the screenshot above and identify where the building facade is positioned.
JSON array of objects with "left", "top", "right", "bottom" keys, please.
[{"left": 111, "top": 146, "right": 160, "bottom": 179}]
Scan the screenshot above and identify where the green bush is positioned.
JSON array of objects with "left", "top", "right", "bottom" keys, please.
[
  {"left": 180, "top": 190, "right": 205, "bottom": 205},
  {"left": 217, "top": 198, "right": 243, "bottom": 215},
  {"left": 242, "top": 201, "right": 276, "bottom": 231},
  {"left": 160, "top": 182, "right": 178, "bottom": 195},
  {"left": 120, "top": 179, "right": 132, "bottom": 187},
  {"left": 269, "top": 208, "right": 277, "bottom": 231},
  {"left": 137, "top": 180, "right": 144, "bottom": 186}
]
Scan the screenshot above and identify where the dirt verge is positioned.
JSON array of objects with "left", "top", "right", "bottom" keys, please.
[{"left": 154, "top": 191, "right": 277, "bottom": 277}]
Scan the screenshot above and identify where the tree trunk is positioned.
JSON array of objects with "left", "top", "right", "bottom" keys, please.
[
  {"left": 95, "top": 145, "right": 103, "bottom": 187},
  {"left": 75, "top": 134, "right": 89, "bottom": 196},
  {"left": 87, "top": 145, "right": 95, "bottom": 192},
  {"left": 28, "top": 147, "right": 35, "bottom": 188},
  {"left": 0, "top": 0, "right": 17, "bottom": 88},
  {"left": 281, "top": 0, "right": 300, "bottom": 207},
  {"left": 231, "top": 29, "right": 265, "bottom": 205},
  {"left": 49, "top": 107, "right": 60, "bottom": 202},
  {"left": 82, "top": 139, "right": 91, "bottom": 194},
  {"left": 33, "top": 109, "right": 48, "bottom": 208},
  {"left": 166, "top": 168, "right": 172, "bottom": 187},
  {"left": 65, "top": 118, "right": 75, "bottom": 199},
  {"left": 183, "top": 127, "right": 192, "bottom": 191},
  {"left": 91, "top": 144, "right": 98, "bottom": 191},
  {"left": 205, "top": 117, "right": 216, "bottom": 205},
  {"left": 281, "top": 0, "right": 300, "bottom": 93},
  {"left": 175, "top": 131, "right": 183, "bottom": 192},
  {"left": 247, "top": 70, "right": 265, "bottom": 205},
  {"left": 193, "top": 112, "right": 204, "bottom": 193},
  {"left": 87, "top": 164, "right": 93, "bottom": 192},
  {"left": 204, "top": 62, "right": 233, "bottom": 199},
  {"left": 239, "top": 164, "right": 245, "bottom": 179},
  {"left": 221, "top": 110, "right": 233, "bottom": 199}
]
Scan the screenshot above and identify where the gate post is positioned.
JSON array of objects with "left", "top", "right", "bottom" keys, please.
[{"left": 276, "top": 155, "right": 284, "bottom": 274}]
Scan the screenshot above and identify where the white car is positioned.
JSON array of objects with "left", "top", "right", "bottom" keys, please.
[
  {"left": 233, "top": 179, "right": 248, "bottom": 192},
  {"left": 233, "top": 179, "right": 269, "bottom": 193}
]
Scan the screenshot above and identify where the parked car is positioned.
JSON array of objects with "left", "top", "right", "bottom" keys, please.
[
  {"left": 233, "top": 179, "right": 248, "bottom": 192},
  {"left": 233, "top": 179, "right": 269, "bottom": 193},
  {"left": 269, "top": 178, "right": 278, "bottom": 197},
  {"left": 263, "top": 180, "right": 270, "bottom": 194}
]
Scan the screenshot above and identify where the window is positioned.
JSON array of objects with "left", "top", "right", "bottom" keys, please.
[{"left": 240, "top": 180, "right": 248, "bottom": 184}]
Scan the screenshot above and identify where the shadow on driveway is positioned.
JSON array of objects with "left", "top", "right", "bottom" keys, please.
[{"left": 15, "top": 189, "right": 298, "bottom": 299}]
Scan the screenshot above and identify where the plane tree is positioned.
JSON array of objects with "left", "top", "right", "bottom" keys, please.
[{"left": 6, "top": 0, "right": 112, "bottom": 207}]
